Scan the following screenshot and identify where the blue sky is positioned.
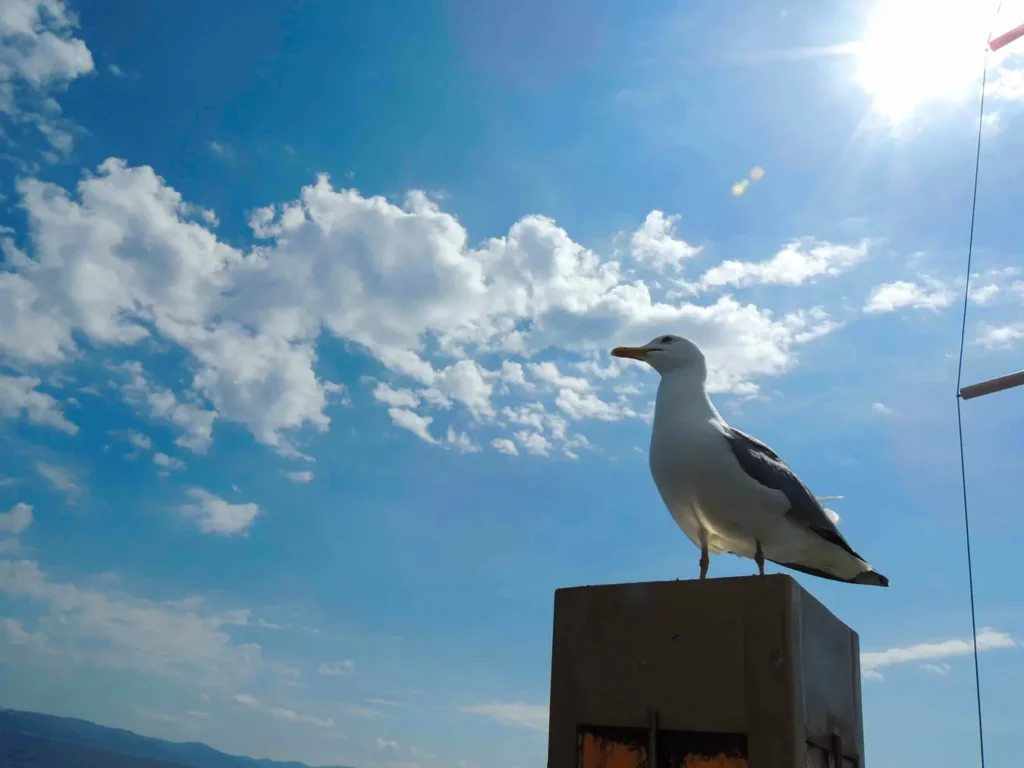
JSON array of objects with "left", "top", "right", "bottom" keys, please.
[{"left": 1, "top": 1, "right": 1023, "bottom": 767}]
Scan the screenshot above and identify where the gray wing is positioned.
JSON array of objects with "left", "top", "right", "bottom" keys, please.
[{"left": 720, "top": 425, "right": 863, "bottom": 560}]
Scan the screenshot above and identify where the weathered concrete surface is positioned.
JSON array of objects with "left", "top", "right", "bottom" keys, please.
[{"left": 546, "top": 575, "right": 864, "bottom": 768}]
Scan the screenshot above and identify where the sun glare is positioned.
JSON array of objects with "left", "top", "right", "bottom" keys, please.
[{"left": 855, "top": 0, "right": 994, "bottom": 122}]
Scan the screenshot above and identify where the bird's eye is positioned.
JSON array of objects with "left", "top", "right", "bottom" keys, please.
[{"left": 660, "top": 336, "right": 673, "bottom": 344}]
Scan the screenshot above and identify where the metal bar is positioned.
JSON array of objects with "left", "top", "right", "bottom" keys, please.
[
  {"left": 647, "top": 709, "right": 658, "bottom": 768},
  {"left": 959, "top": 369, "right": 1024, "bottom": 400},
  {"left": 990, "top": 21, "right": 1024, "bottom": 52},
  {"left": 830, "top": 731, "right": 844, "bottom": 768}
]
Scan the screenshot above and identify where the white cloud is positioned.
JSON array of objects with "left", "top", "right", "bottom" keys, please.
[
  {"left": 0, "top": 560, "right": 264, "bottom": 685},
  {"left": 0, "top": 1, "right": 94, "bottom": 87},
  {"left": 555, "top": 389, "right": 630, "bottom": 422},
  {"left": 861, "top": 628, "right": 1015, "bottom": 681},
  {"left": 388, "top": 407, "right": 436, "bottom": 444},
  {"left": 921, "top": 663, "right": 951, "bottom": 675},
  {"left": 434, "top": 360, "right": 495, "bottom": 419},
  {"left": 268, "top": 707, "right": 334, "bottom": 729},
  {"left": 285, "top": 470, "right": 313, "bottom": 483},
  {"left": 445, "top": 427, "right": 480, "bottom": 453},
  {"left": 233, "top": 692, "right": 334, "bottom": 729},
  {"left": 491, "top": 438, "right": 518, "bottom": 456},
  {"left": 0, "top": 617, "right": 48, "bottom": 651},
  {"left": 180, "top": 488, "right": 261, "bottom": 536},
  {"left": 871, "top": 401, "right": 893, "bottom": 416},
  {"left": 118, "top": 363, "right": 217, "bottom": 453},
  {"left": 864, "top": 279, "right": 954, "bottom": 313},
  {"left": 514, "top": 431, "right": 551, "bottom": 456},
  {"left": 976, "top": 324, "right": 1024, "bottom": 350},
  {"left": 700, "top": 238, "right": 869, "bottom": 289},
  {"left": 153, "top": 452, "right": 185, "bottom": 471},
  {"left": 459, "top": 702, "right": 548, "bottom": 732},
  {"left": 376, "top": 737, "right": 399, "bottom": 750},
  {"left": 318, "top": 660, "right": 355, "bottom": 676},
  {"left": 121, "top": 429, "right": 152, "bottom": 451},
  {"left": 208, "top": 141, "right": 233, "bottom": 158},
  {"left": 0, "top": 1, "right": 93, "bottom": 156},
  {"left": 0, "top": 502, "right": 32, "bottom": 534},
  {"left": 372, "top": 382, "right": 420, "bottom": 409},
  {"left": 2, "top": 160, "right": 841, "bottom": 458},
  {"left": 968, "top": 283, "right": 1000, "bottom": 305},
  {"left": 987, "top": 62, "right": 1024, "bottom": 101},
  {"left": 34, "top": 461, "right": 79, "bottom": 496},
  {"left": 528, "top": 361, "right": 591, "bottom": 393},
  {"left": 628, "top": 211, "right": 700, "bottom": 272},
  {"left": 0, "top": 375, "right": 78, "bottom": 433}
]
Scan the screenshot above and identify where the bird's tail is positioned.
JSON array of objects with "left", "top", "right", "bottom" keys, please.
[
  {"left": 772, "top": 559, "right": 890, "bottom": 587},
  {"left": 852, "top": 569, "right": 889, "bottom": 587}
]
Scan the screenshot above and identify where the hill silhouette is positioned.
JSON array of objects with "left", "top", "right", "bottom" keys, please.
[{"left": 0, "top": 709, "right": 353, "bottom": 768}]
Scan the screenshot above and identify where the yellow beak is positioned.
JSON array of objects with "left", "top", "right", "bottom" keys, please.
[{"left": 611, "top": 346, "right": 649, "bottom": 361}]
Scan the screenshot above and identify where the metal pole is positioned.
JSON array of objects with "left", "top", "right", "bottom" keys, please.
[{"left": 959, "top": 370, "right": 1024, "bottom": 400}]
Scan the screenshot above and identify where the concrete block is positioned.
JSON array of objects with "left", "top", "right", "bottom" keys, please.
[{"left": 546, "top": 575, "right": 864, "bottom": 768}]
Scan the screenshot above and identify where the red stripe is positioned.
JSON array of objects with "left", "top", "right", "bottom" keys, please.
[{"left": 990, "top": 21, "right": 1024, "bottom": 51}]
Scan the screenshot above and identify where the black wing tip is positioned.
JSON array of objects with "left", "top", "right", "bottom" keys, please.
[
  {"left": 853, "top": 570, "right": 889, "bottom": 587},
  {"left": 773, "top": 560, "right": 890, "bottom": 587}
]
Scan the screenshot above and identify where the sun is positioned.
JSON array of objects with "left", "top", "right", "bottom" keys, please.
[{"left": 854, "top": 0, "right": 995, "bottom": 123}]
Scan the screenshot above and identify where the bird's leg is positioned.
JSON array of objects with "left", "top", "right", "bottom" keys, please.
[
  {"left": 755, "top": 541, "right": 765, "bottom": 576},
  {"left": 699, "top": 545, "right": 710, "bottom": 580}
]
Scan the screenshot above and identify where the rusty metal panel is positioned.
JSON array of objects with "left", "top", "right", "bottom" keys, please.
[
  {"left": 577, "top": 727, "right": 648, "bottom": 768},
  {"left": 577, "top": 725, "right": 747, "bottom": 768}
]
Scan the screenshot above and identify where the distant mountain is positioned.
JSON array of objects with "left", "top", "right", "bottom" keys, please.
[
  {"left": 0, "top": 708, "right": 354, "bottom": 768},
  {"left": 0, "top": 730, "right": 189, "bottom": 768}
]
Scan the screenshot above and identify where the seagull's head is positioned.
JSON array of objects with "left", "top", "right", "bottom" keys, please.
[{"left": 611, "top": 334, "right": 707, "bottom": 379}]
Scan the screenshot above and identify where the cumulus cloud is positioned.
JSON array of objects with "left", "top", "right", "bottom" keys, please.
[
  {"left": 284, "top": 470, "right": 313, "bottom": 483},
  {"left": 864, "top": 279, "right": 954, "bottom": 313},
  {"left": 491, "top": 438, "right": 518, "bottom": 455},
  {"left": 445, "top": 427, "right": 480, "bottom": 453},
  {"left": 976, "top": 324, "right": 1024, "bottom": 350},
  {"left": 0, "top": 1, "right": 94, "bottom": 154},
  {"left": 0, "top": 374, "right": 78, "bottom": 433},
  {"left": 987, "top": 61, "right": 1024, "bottom": 102},
  {"left": 180, "top": 488, "right": 261, "bottom": 536},
  {"left": 0, "top": 502, "right": 32, "bottom": 535},
  {"left": 388, "top": 407, "right": 437, "bottom": 444},
  {"left": 0, "top": 559, "right": 263, "bottom": 685},
  {"left": 153, "top": 452, "right": 185, "bottom": 471},
  {"left": 119, "top": 429, "right": 152, "bottom": 451},
  {"left": 968, "top": 283, "right": 1000, "bottom": 305},
  {"left": 627, "top": 211, "right": 701, "bottom": 272},
  {"left": 528, "top": 361, "right": 591, "bottom": 393},
  {"left": 699, "top": 238, "right": 869, "bottom": 289},
  {"left": 0, "top": 160, "right": 840, "bottom": 460},
  {"left": 555, "top": 389, "right": 632, "bottom": 422},
  {"left": 372, "top": 382, "right": 420, "bottom": 409},
  {"left": 318, "top": 660, "right": 355, "bottom": 676},
  {"left": 0, "top": 0, "right": 94, "bottom": 87},
  {"left": 118, "top": 362, "right": 216, "bottom": 453},
  {"left": 514, "top": 430, "right": 551, "bottom": 456}
]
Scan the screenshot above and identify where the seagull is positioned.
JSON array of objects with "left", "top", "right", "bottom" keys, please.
[{"left": 612, "top": 334, "right": 888, "bottom": 586}]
